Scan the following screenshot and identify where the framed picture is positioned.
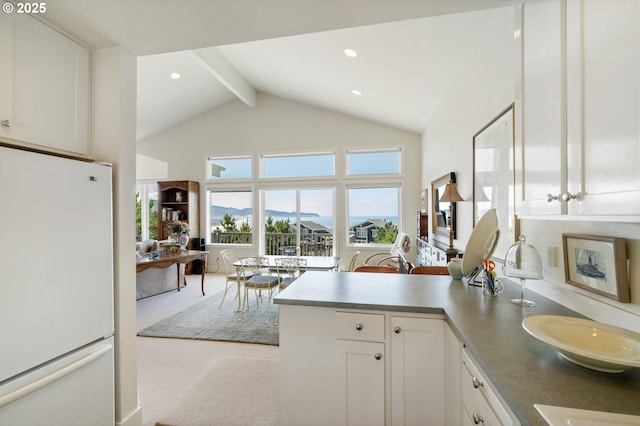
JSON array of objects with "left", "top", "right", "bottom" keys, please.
[
  {"left": 473, "top": 104, "right": 518, "bottom": 261},
  {"left": 562, "top": 233, "right": 629, "bottom": 302}
]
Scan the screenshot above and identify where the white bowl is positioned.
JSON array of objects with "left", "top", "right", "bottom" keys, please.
[
  {"left": 535, "top": 404, "right": 640, "bottom": 425},
  {"left": 522, "top": 315, "right": 640, "bottom": 373}
]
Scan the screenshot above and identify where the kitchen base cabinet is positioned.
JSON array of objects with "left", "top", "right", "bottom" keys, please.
[
  {"left": 279, "top": 305, "right": 445, "bottom": 425},
  {"left": 390, "top": 316, "right": 444, "bottom": 425},
  {"left": 335, "top": 340, "right": 385, "bottom": 426}
]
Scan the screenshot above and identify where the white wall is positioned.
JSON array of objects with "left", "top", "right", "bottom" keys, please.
[
  {"left": 138, "top": 92, "right": 422, "bottom": 269},
  {"left": 421, "top": 7, "right": 516, "bottom": 248}
]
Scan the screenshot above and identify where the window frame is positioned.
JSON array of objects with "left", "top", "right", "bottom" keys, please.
[
  {"left": 345, "top": 182, "right": 402, "bottom": 248},
  {"left": 205, "top": 155, "right": 254, "bottom": 181},
  {"left": 345, "top": 147, "right": 403, "bottom": 177},
  {"left": 207, "top": 186, "right": 255, "bottom": 247},
  {"left": 260, "top": 150, "right": 336, "bottom": 180}
]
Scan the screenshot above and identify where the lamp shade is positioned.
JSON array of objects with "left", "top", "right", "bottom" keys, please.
[{"left": 440, "top": 182, "right": 464, "bottom": 202}]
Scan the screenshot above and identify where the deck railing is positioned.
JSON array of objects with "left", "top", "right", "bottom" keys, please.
[{"left": 210, "top": 230, "right": 333, "bottom": 255}]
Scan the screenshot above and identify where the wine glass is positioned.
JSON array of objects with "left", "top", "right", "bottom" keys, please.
[{"left": 503, "top": 235, "right": 543, "bottom": 307}]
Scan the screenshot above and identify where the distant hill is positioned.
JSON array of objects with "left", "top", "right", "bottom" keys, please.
[{"left": 211, "top": 205, "right": 319, "bottom": 218}]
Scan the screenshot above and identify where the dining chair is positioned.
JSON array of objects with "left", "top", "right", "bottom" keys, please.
[
  {"left": 273, "top": 257, "right": 307, "bottom": 325},
  {"left": 409, "top": 266, "right": 450, "bottom": 275},
  {"left": 219, "top": 248, "right": 252, "bottom": 310},
  {"left": 353, "top": 265, "right": 399, "bottom": 273},
  {"left": 237, "top": 256, "right": 279, "bottom": 323},
  {"left": 339, "top": 251, "right": 360, "bottom": 272}
]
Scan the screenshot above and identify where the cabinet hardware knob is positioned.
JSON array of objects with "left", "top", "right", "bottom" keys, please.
[
  {"left": 355, "top": 323, "right": 363, "bottom": 331},
  {"left": 1, "top": 119, "right": 11, "bottom": 128},
  {"left": 472, "top": 377, "right": 484, "bottom": 389},
  {"left": 374, "top": 353, "right": 382, "bottom": 360},
  {"left": 561, "top": 192, "right": 577, "bottom": 201},
  {"left": 545, "top": 193, "right": 558, "bottom": 202},
  {"left": 472, "top": 413, "right": 484, "bottom": 424},
  {"left": 393, "top": 326, "right": 402, "bottom": 334}
]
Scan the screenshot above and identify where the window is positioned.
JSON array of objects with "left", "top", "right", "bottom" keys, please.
[
  {"left": 207, "top": 156, "right": 252, "bottom": 180},
  {"left": 262, "top": 152, "right": 335, "bottom": 178},
  {"left": 347, "top": 148, "right": 401, "bottom": 175},
  {"left": 263, "top": 188, "right": 335, "bottom": 255},
  {"left": 209, "top": 190, "right": 253, "bottom": 244},
  {"left": 348, "top": 186, "right": 400, "bottom": 245},
  {"left": 136, "top": 183, "right": 158, "bottom": 242}
]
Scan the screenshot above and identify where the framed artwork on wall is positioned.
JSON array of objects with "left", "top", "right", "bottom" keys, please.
[{"left": 562, "top": 233, "right": 629, "bottom": 302}]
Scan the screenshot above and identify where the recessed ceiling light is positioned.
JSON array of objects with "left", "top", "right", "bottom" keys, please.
[
  {"left": 344, "top": 49, "right": 358, "bottom": 58},
  {"left": 351, "top": 89, "right": 362, "bottom": 96},
  {"left": 170, "top": 72, "right": 181, "bottom": 80}
]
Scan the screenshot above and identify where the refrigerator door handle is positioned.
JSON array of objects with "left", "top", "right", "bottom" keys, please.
[{"left": 0, "top": 342, "right": 113, "bottom": 409}]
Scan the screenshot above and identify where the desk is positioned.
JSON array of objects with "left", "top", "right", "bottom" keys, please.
[{"left": 136, "top": 250, "right": 208, "bottom": 295}]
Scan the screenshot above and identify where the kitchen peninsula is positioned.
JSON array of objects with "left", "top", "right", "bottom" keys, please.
[{"left": 274, "top": 271, "right": 640, "bottom": 425}]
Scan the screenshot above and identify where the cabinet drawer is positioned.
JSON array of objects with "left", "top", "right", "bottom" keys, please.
[
  {"left": 335, "top": 312, "right": 384, "bottom": 341},
  {"left": 462, "top": 349, "right": 515, "bottom": 425},
  {"left": 462, "top": 362, "right": 501, "bottom": 425}
]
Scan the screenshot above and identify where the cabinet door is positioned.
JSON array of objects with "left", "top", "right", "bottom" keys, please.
[
  {"left": 334, "top": 340, "right": 385, "bottom": 426},
  {"left": 0, "top": 13, "right": 90, "bottom": 158},
  {"left": 566, "top": 0, "right": 640, "bottom": 215},
  {"left": 518, "top": 0, "right": 565, "bottom": 215},
  {"left": 390, "top": 316, "right": 445, "bottom": 425}
]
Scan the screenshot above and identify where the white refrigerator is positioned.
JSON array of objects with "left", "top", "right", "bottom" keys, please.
[{"left": 0, "top": 146, "right": 115, "bottom": 425}]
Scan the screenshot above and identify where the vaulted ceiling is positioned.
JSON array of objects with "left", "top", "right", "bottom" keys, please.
[{"left": 42, "top": 0, "right": 521, "bottom": 140}]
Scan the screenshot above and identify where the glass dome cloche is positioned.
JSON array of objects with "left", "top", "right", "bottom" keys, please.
[{"left": 503, "top": 235, "right": 543, "bottom": 307}]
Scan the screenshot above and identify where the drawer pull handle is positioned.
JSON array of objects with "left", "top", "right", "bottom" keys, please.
[
  {"left": 355, "top": 323, "right": 363, "bottom": 331},
  {"left": 472, "top": 377, "right": 484, "bottom": 389},
  {"left": 472, "top": 413, "right": 484, "bottom": 424},
  {"left": 1, "top": 119, "right": 11, "bottom": 128},
  {"left": 374, "top": 353, "right": 382, "bottom": 360},
  {"left": 393, "top": 326, "right": 402, "bottom": 334}
]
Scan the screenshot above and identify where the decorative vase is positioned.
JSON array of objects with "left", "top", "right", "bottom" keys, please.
[
  {"left": 179, "top": 234, "right": 189, "bottom": 249},
  {"left": 447, "top": 258, "right": 464, "bottom": 280},
  {"left": 169, "top": 233, "right": 189, "bottom": 250}
]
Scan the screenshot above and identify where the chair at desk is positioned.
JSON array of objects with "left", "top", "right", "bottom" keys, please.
[
  {"left": 409, "top": 266, "right": 450, "bottom": 275},
  {"left": 339, "top": 251, "right": 360, "bottom": 272},
  {"left": 273, "top": 257, "right": 307, "bottom": 325},
  {"left": 237, "top": 256, "right": 279, "bottom": 323},
  {"left": 219, "top": 248, "right": 252, "bottom": 310},
  {"left": 353, "top": 265, "right": 399, "bottom": 273},
  {"left": 363, "top": 232, "right": 411, "bottom": 269}
]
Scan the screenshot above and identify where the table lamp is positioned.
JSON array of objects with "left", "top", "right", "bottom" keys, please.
[
  {"left": 503, "top": 235, "right": 543, "bottom": 306},
  {"left": 439, "top": 182, "right": 464, "bottom": 256}
]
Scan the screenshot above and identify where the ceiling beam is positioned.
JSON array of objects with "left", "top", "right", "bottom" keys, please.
[{"left": 192, "top": 47, "right": 257, "bottom": 108}]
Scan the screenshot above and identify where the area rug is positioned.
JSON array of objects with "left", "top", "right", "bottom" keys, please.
[
  {"left": 138, "top": 290, "right": 279, "bottom": 345},
  {"left": 154, "top": 356, "right": 279, "bottom": 426}
]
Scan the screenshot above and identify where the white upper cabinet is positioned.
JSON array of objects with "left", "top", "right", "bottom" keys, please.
[
  {"left": 565, "top": 0, "right": 640, "bottom": 215},
  {"left": 518, "top": 0, "right": 640, "bottom": 216},
  {"left": 0, "top": 13, "right": 91, "bottom": 159},
  {"left": 519, "top": 0, "right": 565, "bottom": 215}
]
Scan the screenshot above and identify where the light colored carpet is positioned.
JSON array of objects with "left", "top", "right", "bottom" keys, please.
[
  {"left": 154, "top": 356, "right": 279, "bottom": 426},
  {"left": 138, "top": 290, "right": 279, "bottom": 345}
]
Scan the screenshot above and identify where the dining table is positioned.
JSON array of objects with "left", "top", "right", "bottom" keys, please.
[
  {"left": 233, "top": 255, "right": 342, "bottom": 271},
  {"left": 230, "top": 255, "right": 342, "bottom": 312}
]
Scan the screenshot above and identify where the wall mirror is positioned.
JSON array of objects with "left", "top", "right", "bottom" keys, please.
[
  {"left": 473, "top": 104, "right": 516, "bottom": 261},
  {"left": 431, "top": 172, "right": 457, "bottom": 239}
]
